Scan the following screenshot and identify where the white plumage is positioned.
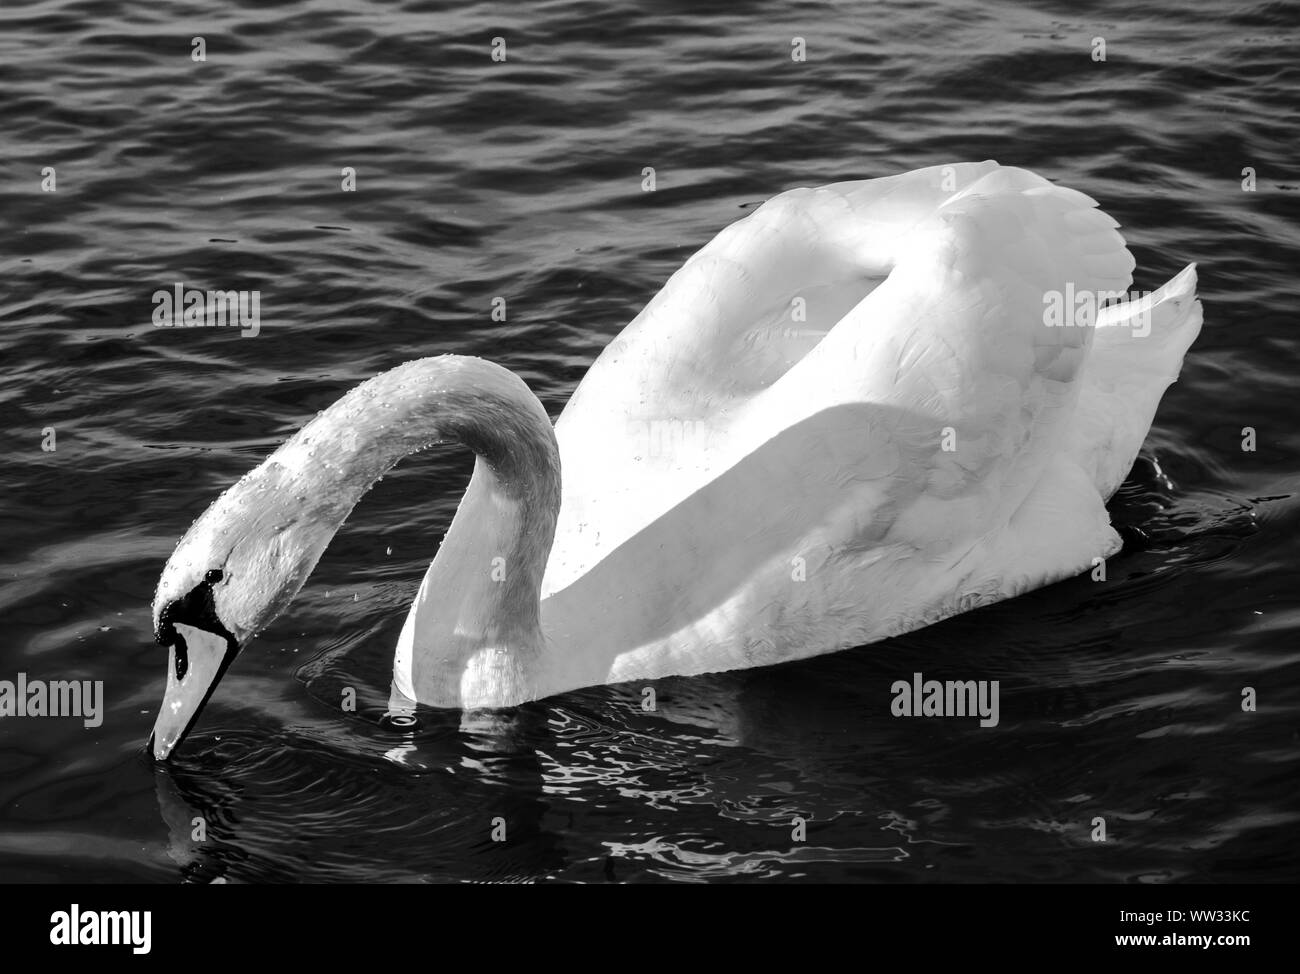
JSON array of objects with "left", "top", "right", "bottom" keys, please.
[
  {"left": 499, "top": 161, "right": 1201, "bottom": 694},
  {"left": 151, "top": 161, "right": 1202, "bottom": 756}
]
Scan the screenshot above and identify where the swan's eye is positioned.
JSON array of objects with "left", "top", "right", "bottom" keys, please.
[{"left": 155, "top": 568, "right": 236, "bottom": 680}]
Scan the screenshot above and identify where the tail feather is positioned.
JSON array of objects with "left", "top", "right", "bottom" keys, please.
[{"left": 1067, "top": 263, "right": 1202, "bottom": 500}]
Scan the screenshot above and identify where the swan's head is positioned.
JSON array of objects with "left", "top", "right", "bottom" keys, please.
[
  {"left": 147, "top": 354, "right": 562, "bottom": 759},
  {"left": 149, "top": 456, "right": 341, "bottom": 760}
]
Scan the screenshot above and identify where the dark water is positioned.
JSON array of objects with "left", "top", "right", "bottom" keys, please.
[{"left": 2, "top": 0, "right": 1298, "bottom": 883}]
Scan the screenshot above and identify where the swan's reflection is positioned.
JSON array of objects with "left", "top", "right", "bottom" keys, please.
[
  {"left": 153, "top": 704, "right": 569, "bottom": 883},
  {"left": 151, "top": 663, "right": 921, "bottom": 883}
]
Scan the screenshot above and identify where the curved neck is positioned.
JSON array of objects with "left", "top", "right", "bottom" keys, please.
[{"left": 281, "top": 356, "right": 561, "bottom": 707}]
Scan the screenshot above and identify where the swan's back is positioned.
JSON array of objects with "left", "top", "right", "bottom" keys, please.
[{"left": 538, "top": 163, "right": 1200, "bottom": 680}]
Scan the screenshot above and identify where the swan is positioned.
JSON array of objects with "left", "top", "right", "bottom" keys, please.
[{"left": 149, "top": 161, "right": 1203, "bottom": 759}]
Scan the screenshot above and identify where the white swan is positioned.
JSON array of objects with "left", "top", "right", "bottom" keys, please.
[{"left": 149, "top": 161, "right": 1202, "bottom": 758}]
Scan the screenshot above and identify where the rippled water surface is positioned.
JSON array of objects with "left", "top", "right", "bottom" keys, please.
[{"left": 2, "top": 0, "right": 1298, "bottom": 883}]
